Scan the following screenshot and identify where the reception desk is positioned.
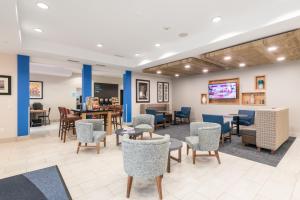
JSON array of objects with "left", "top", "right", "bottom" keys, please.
[{"left": 72, "top": 109, "right": 113, "bottom": 135}]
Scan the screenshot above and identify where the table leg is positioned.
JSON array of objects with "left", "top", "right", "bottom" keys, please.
[
  {"left": 173, "top": 111, "right": 177, "bottom": 125},
  {"left": 178, "top": 148, "right": 182, "bottom": 163},
  {"left": 167, "top": 151, "right": 171, "bottom": 173},
  {"left": 107, "top": 111, "right": 112, "bottom": 135}
]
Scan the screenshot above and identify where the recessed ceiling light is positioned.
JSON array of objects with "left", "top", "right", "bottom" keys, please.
[
  {"left": 163, "top": 27, "right": 171, "bottom": 31},
  {"left": 135, "top": 53, "right": 140, "bottom": 57},
  {"left": 267, "top": 46, "right": 278, "bottom": 52},
  {"left": 239, "top": 63, "right": 246, "bottom": 67},
  {"left": 184, "top": 64, "right": 191, "bottom": 69},
  {"left": 277, "top": 56, "right": 286, "bottom": 62},
  {"left": 202, "top": 69, "right": 209, "bottom": 73},
  {"left": 97, "top": 44, "right": 103, "bottom": 47},
  {"left": 155, "top": 43, "right": 161, "bottom": 47},
  {"left": 175, "top": 74, "right": 180, "bottom": 77},
  {"left": 37, "top": 2, "right": 48, "bottom": 10},
  {"left": 34, "top": 28, "right": 42, "bottom": 33},
  {"left": 212, "top": 16, "right": 222, "bottom": 23},
  {"left": 156, "top": 70, "right": 162, "bottom": 74},
  {"left": 224, "top": 56, "right": 232, "bottom": 61}
]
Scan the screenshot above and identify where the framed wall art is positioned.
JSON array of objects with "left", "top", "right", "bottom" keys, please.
[
  {"left": 30, "top": 81, "right": 43, "bottom": 99},
  {"left": 163, "top": 82, "right": 169, "bottom": 102},
  {"left": 0, "top": 75, "right": 11, "bottom": 95},
  {"left": 157, "top": 82, "right": 163, "bottom": 103},
  {"left": 136, "top": 79, "right": 150, "bottom": 103}
]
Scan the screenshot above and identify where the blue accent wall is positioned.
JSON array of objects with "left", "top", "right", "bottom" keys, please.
[
  {"left": 123, "top": 70, "right": 132, "bottom": 123},
  {"left": 82, "top": 64, "right": 92, "bottom": 103},
  {"left": 17, "top": 55, "right": 30, "bottom": 136}
]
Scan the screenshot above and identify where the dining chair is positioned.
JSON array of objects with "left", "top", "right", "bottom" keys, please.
[{"left": 38, "top": 107, "right": 51, "bottom": 125}]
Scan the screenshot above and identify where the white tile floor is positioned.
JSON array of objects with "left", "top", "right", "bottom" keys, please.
[{"left": 1, "top": 126, "right": 300, "bottom": 200}]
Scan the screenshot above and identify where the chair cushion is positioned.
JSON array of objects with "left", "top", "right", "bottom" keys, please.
[
  {"left": 185, "top": 136, "right": 199, "bottom": 150},
  {"left": 135, "top": 124, "right": 153, "bottom": 132},
  {"left": 93, "top": 131, "right": 106, "bottom": 143}
]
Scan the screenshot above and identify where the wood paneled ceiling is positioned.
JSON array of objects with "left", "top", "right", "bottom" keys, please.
[{"left": 143, "top": 29, "right": 300, "bottom": 77}]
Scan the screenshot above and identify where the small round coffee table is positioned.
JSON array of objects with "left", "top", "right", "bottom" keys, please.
[
  {"left": 115, "top": 128, "right": 144, "bottom": 146},
  {"left": 167, "top": 138, "right": 183, "bottom": 173}
]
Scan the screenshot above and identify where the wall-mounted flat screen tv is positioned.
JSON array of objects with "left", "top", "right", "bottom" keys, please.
[{"left": 208, "top": 82, "right": 237, "bottom": 99}]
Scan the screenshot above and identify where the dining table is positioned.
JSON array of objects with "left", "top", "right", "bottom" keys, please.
[
  {"left": 224, "top": 114, "right": 248, "bottom": 136},
  {"left": 72, "top": 109, "right": 113, "bottom": 135}
]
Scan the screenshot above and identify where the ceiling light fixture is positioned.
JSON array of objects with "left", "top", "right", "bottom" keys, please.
[
  {"left": 184, "top": 64, "right": 191, "bottom": 69},
  {"left": 277, "top": 56, "right": 286, "bottom": 62},
  {"left": 212, "top": 16, "right": 222, "bottom": 23},
  {"left": 155, "top": 43, "right": 161, "bottom": 47},
  {"left": 135, "top": 53, "right": 140, "bottom": 57},
  {"left": 34, "top": 28, "right": 42, "bottom": 33},
  {"left": 239, "top": 63, "right": 246, "bottom": 67},
  {"left": 97, "top": 44, "right": 103, "bottom": 47},
  {"left": 175, "top": 74, "right": 180, "bottom": 77},
  {"left": 156, "top": 70, "right": 162, "bottom": 74},
  {"left": 202, "top": 69, "right": 209, "bottom": 73},
  {"left": 224, "top": 56, "right": 232, "bottom": 61},
  {"left": 267, "top": 46, "right": 278, "bottom": 52},
  {"left": 37, "top": 2, "right": 49, "bottom": 10}
]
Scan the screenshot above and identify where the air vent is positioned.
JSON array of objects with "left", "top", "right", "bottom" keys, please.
[
  {"left": 178, "top": 33, "right": 188, "bottom": 38},
  {"left": 67, "top": 59, "right": 80, "bottom": 63}
]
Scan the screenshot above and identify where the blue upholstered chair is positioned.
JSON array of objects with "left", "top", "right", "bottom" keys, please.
[
  {"left": 75, "top": 119, "right": 107, "bottom": 154},
  {"left": 185, "top": 122, "right": 221, "bottom": 164},
  {"left": 132, "top": 114, "right": 155, "bottom": 138},
  {"left": 122, "top": 134, "right": 170, "bottom": 199},
  {"left": 232, "top": 110, "right": 255, "bottom": 126},
  {"left": 202, "top": 114, "right": 232, "bottom": 144},
  {"left": 145, "top": 109, "right": 166, "bottom": 129},
  {"left": 175, "top": 107, "right": 191, "bottom": 123}
]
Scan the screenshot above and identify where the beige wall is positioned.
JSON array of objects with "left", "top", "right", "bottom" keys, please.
[
  {"left": 0, "top": 53, "right": 17, "bottom": 139},
  {"left": 131, "top": 72, "right": 173, "bottom": 117},
  {"left": 172, "top": 60, "right": 300, "bottom": 136},
  {"left": 30, "top": 73, "right": 123, "bottom": 121}
]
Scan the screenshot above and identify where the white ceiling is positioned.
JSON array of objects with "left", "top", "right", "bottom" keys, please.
[{"left": 1, "top": 0, "right": 300, "bottom": 77}]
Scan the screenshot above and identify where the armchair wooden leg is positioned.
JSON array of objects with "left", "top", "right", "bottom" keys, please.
[
  {"left": 76, "top": 142, "right": 81, "bottom": 154},
  {"left": 96, "top": 143, "right": 100, "bottom": 154},
  {"left": 155, "top": 176, "right": 163, "bottom": 200},
  {"left": 85, "top": 143, "right": 87, "bottom": 147},
  {"left": 192, "top": 150, "right": 196, "bottom": 164},
  {"left": 215, "top": 150, "right": 221, "bottom": 164},
  {"left": 208, "top": 151, "right": 211, "bottom": 155},
  {"left": 221, "top": 135, "right": 225, "bottom": 145},
  {"left": 126, "top": 176, "right": 133, "bottom": 198},
  {"left": 149, "top": 132, "right": 153, "bottom": 138},
  {"left": 186, "top": 144, "right": 190, "bottom": 155}
]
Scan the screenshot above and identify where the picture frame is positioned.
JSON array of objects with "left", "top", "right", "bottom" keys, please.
[
  {"left": 0, "top": 75, "right": 11, "bottom": 95},
  {"left": 157, "top": 82, "right": 164, "bottom": 103},
  {"left": 30, "top": 81, "right": 43, "bottom": 99},
  {"left": 163, "top": 82, "right": 169, "bottom": 102},
  {"left": 136, "top": 79, "right": 150, "bottom": 103}
]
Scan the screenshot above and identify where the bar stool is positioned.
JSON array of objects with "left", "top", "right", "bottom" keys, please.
[{"left": 60, "top": 107, "right": 81, "bottom": 143}]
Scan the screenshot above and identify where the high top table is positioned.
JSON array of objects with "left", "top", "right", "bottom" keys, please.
[{"left": 72, "top": 109, "right": 113, "bottom": 135}]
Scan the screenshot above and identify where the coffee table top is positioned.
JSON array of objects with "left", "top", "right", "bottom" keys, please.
[
  {"left": 169, "top": 138, "right": 183, "bottom": 151},
  {"left": 115, "top": 128, "right": 144, "bottom": 136}
]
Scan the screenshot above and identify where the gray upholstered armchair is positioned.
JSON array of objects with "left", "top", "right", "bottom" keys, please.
[
  {"left": 186, "top": 122, "right": 221, "bottom": 164},
  {"left": 75, "top": 119, "right": 107, "bottom": 154},
  {"left": 132, "top": 114, "right": 155, "bottom": 138},
  {"left": 122, "top": 134, "right": 170, "bottom": 200}
]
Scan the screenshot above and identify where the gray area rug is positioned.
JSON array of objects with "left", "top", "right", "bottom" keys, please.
[
  {"left": 155, "top": 124, "right": 295, "bottom": 167},
  {"left": 0, "top": 166, "right": 71, "bottom": 200}
]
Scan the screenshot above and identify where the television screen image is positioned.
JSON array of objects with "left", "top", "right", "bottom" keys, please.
[{"left": 208, "top": 82, "right": 237, "bottom": 99}]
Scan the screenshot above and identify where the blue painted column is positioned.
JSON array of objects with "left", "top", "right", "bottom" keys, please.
[
  {"left": 123, "top": 70, "right": 132, "bottom": 123},
  {"left": 17, "top": 55, "right": 30, "bottom": 136},
  {"left": 82, "top": 64, "right": 92, "bottom": 103}
]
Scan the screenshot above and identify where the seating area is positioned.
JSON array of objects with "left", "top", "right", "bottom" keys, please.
[{"left": 2, "top": 1, "right": 300, "bottom": 200}]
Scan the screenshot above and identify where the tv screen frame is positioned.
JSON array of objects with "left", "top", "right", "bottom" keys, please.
[{"left": 208, "top": 82, "right": 237, "bottom": 100}]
